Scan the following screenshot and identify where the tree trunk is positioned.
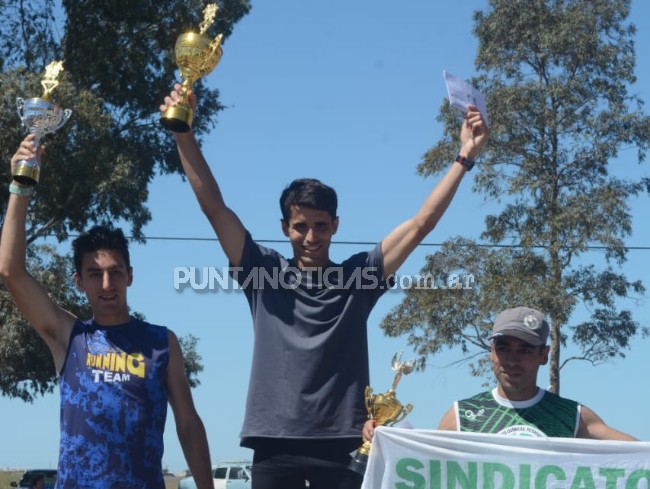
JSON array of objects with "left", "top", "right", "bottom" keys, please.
[{"left": 548, "top": 314, "right": 560, "bottom": 394}]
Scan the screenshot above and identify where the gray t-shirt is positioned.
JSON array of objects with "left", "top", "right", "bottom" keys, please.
[{"left": 231, "top": 232, "right": 390, "bottom": 446}]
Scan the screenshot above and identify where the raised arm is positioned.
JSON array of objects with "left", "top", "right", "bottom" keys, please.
[
  {"left": 381, "top": 106, "right": 489, "bottom": 277},
  {"left": 577, "top": 405, "right": 638, "bottom": 441},
  {"left": 166, "top": 331, "right": 215, "bottom": 489},
  {"left": 160, "top": 85, "right": 246, "bottom": 266},
  {"left": 0, "top": 135, "right": 76, "bottom": 372}
]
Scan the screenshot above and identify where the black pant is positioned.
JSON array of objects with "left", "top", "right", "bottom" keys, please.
[{"left": 250, "top": 438, "right": 364, "bottom": 489}]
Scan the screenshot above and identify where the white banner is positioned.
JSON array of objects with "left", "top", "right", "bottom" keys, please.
[{"left": 362, "top": 427, "right": 650, "bottom": 489}]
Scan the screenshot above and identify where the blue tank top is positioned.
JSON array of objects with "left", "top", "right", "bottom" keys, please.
[{"left": 56, "top": 318, "right": 169, "bottom": 489}]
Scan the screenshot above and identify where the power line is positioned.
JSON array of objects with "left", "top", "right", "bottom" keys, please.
[
  {"left": 47, "top": 233, "right": 650, "bottom": 251},
  {"left": 132, "top": 235, "right": 650, "bottom": 251}
]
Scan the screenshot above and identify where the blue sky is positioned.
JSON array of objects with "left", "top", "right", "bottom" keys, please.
[{"left": 1, "top": 0, "right": 649, "bottom": 473}]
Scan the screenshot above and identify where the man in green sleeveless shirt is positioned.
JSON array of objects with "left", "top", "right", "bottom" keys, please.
[
  {"left": 363, "top": 307, "right": 637, "bottom": 441},
  {"left": 437, "top": 306, "right": 637, "bottom": 440}
]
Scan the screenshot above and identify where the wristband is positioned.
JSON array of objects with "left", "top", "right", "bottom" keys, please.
[
  {"left": 455, "top": 154, "right": 475, "bottom": 171},
  {"left": 9, "top": 182, "right": 34, "bottom": 197}
]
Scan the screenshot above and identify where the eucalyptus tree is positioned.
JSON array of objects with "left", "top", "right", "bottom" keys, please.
[
  {"left": 0, "top": 0, "right": 251, "bottom": 400},
  {"left": 381, "top": 0, "right": 650, "bottom": 393}
]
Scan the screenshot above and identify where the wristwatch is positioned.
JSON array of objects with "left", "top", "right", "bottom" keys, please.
[{"left": 455, "top": 154, "right": 475, "bottom": 171}]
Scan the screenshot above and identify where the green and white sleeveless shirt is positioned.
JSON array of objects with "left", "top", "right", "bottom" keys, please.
[{"left": 455, "top": 388, "right": 580, "bottom": 437}]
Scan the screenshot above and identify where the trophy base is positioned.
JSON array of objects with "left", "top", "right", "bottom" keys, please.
[
  {"left": 348, "top": 451, "right": 369, "bottom": 475},
  {"left": 13, "top": 163, "right": 40, "bottom": 186},
  {"left": 348, "top": 441, "right": 371, "bottom": 475},
  {"left": 161, "top": 104, "right": 193, "bottom": 133}
]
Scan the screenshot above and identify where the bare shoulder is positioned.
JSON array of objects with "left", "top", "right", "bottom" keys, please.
[
  {"left": 578, "top": 404, "right": 638, "bottom": 441},
  {"left": 438, "top": 405, "right": 458, "bottom": 431}
]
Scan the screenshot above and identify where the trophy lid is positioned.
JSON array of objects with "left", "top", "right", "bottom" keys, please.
[
  {"left": 199, "top": 4, "right": 218, "bottom": 35},
  {"left": 40, "top": 61, "right": 64, "bottom": 100}
]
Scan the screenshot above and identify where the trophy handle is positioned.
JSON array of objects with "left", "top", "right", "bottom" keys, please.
[
  {"left": 210, "top": 33, "right": 224, "bottom": 55},
  {"left": 16, "top": 97, "right": 25, "bottom": 120},
  {"left": 390, "top": 403, "right": 413, "bottom": 426},
  {"left": 201, "top": 34, "right": 223, "bottom": 74},
  {"left": 364, "top": 386, "right": 374, "bottom": 415},
  {"left": 52, "top": 109, "right": 73, "bottom": 131}
]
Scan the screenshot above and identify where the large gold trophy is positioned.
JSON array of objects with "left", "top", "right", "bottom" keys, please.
[
  {"left": 161, "top": 3, "right": 224, "bottom": 133},
  {"left": 348, "top": 353, "right": 415, "bottom": 475},
  {"left": 14, "top": 61, "right": 72, "bottom": 185}
]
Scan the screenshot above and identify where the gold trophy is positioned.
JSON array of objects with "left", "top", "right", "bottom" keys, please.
[
  {"left": 161, "top": 3, "right": 224, "bottom": 132},
  {"left": 348, "top": 353, "right": 415, "bottom": 475},
  {"left": 15, "top": 61, "right": 72, "bottom": 185}
]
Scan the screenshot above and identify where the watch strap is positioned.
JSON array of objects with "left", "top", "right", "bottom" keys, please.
[
  {"left": 455, "top": 154, "right": 475, "bottom": 171},
  {"left": 9, "top": 182, "right": 34, "bottom": 197}
]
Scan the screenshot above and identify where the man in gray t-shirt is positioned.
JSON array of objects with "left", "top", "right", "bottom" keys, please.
[
  {"left": 162, "top": 86, "right": 489, "bottom": 489},
  {"left": 233, "top": 233, "right": 390, "bottom": 445}
]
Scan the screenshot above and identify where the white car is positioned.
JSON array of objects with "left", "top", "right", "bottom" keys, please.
[{"left": 178, "top": 461, "right": 252, "bottom": 489}]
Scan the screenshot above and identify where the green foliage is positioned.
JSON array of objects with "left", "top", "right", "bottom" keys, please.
[
  {"left": 1, "top": 0, "right": 252, "bottom": 240},
  {"left": 0, "top": 245, "right": 89, "bottom": 401},
  {"left": 0, "top": 0, "right": 251, "bottom": 400},
  {"left": 0, "top": 0, "right": 59, "bottom": 72},
  {"left": 385, "top": 0, "right": 650, "bottom": 393},
  {"left": 178, "top": 334, "right": 204, "bottom": 389}
]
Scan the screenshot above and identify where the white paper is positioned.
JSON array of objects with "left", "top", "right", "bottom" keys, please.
[{"left": 443, "top": 70, "right": 488, "bottom": 125}]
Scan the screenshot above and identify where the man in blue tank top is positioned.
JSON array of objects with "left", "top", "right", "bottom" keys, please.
[
  {"left": 161, "top": 85, "right": 489, "bottom": 489},
  {"left": 364, "top": 306, "right": 637, "bottom": 442},
  {"left": 0, "top": 135, "right": 215, "bottom": 489}
]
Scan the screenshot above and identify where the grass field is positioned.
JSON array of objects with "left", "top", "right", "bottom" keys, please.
[{"left": 0, "top": 471, "right": 181, "bottom": 489}]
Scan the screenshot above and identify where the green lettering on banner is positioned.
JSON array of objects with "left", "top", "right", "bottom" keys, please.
[
  {"left": 570, "top": 467, "right": 596, "bottom": 489},
  {"left": 626, "top": 470, "right": 650, "bottom": 489},
  {"left": 483, "top": 463, "right": 514, "bottom": 489},
  {"left": 395, "top": 458, "right": 425, "bottom": 489},
  {"left": 536, "top": 465, "right": 566, "bottom": 489},
  {"left": 447, "top": 461, "right": 477, "bottom": 489},
  {"left": 430, "top": 460, "right": 442, "bottom": 489},
  {"left": 392, "top": 457, "right": 650, "bottom": 489},
  {"left": 599, "top": 468, "right": 625, "bottom": 489},
  {"left": 519, "top": 464, "right": 532, "bottom": 489}
]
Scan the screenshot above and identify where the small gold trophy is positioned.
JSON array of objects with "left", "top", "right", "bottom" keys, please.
[
  {"left": 15, "top": 61, "right": 72, "bottom": 185},
  {"left": 348, "top": 353, "right": 415, "bottom": 475},
  {"left": 160, "top": 3, "right": 224, "bottom": 132}
]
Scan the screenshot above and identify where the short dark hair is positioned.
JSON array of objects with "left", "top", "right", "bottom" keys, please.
[
  {"left": 279, "top": 178, "right": 338, "bottom": 221},
  {"left": 72, "top": 225, "right": 131, "bottom": 275}
]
